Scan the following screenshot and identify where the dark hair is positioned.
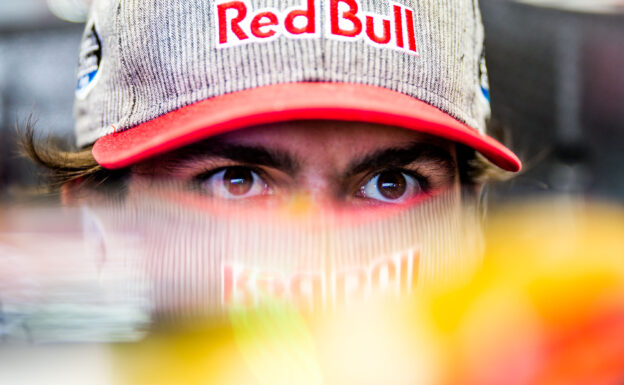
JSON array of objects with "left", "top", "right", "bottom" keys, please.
[
  {"left": 20, "top": 120, "right": 511, "bottom": 193},
  {"left": 19, "top": 122, "right": 127, "bottom": 194}
]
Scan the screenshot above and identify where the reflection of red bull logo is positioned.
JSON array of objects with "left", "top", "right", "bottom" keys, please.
[{"left": 222, "top": 248, "right": 420, "bottom": 309}]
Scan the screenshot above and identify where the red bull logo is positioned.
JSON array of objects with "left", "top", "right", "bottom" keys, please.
[
  {"left": 215, "top": 0, "right": 418, "bottom": 54},
  {"left": 222, "top": 247, "right": 420, "bottom": 309}
]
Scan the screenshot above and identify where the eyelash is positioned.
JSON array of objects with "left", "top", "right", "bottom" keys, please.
[
  {"left": 194, "top": 165, "right": 268, "bottom": 182},
  {"left": 192, "top": 166, "right": 269, "bottom": 192},
  {"left": 353, "top": 167, "right": 430, "bottom": 193},
  {"left": 192, "top": 165, "right": 431, "bottom": 200}
]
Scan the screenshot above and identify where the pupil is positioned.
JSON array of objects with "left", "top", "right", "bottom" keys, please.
[
  {"left": 377, "top": 170, "right": 407, "bottom": 200},
  {"left": 223, "top": 168, "right": 253, "bottom": 196}
]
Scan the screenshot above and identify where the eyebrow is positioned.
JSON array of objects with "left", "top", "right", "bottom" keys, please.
[
  {"left": 162, "top": 140, "right": 301, "bottom": 175},
  {"left": 157, "top": 139, "right": 455, "bottom": 180},
  {"left": 343, "top": 142, "right": 457, "bottom": 178}
]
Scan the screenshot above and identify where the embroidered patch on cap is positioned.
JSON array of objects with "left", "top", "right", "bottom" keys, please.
[
  {"left": 76, "top": 20, "right": 102, "bottom": 100},
  {"left": 479, "top": 54, "right": 490, "bottom": 103},
  {"left": 215, "top": 0, "right": 418, "bottom": 54}
]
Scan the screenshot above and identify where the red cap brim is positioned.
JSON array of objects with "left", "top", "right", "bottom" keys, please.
[{"left": 93, "top": 82, "right": 521, "bottom": 172}]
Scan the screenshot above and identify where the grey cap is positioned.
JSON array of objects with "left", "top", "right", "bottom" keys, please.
[{"left": 74, "top": 0, "right": 521, "bottom": 171}]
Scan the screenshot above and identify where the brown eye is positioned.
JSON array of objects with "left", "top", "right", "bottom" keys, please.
[
  {"left": 199, "top": 167, "right": 271, "bottom": 199},
  {"left": 376, "top": 170, "right": 407, "bottom": 200},
  {"left": 359, "top": 169, "right": 423, "bottom": 203},
  {"left": 223, "top": 167, "right": 254, "bottom": 196}
]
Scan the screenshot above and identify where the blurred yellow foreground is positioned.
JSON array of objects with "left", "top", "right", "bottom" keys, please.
[{"left": 114, "top": 200, "right": 624, "bottom": 385}]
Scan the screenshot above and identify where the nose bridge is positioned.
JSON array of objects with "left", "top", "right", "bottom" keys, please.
[
  {"left": 293, "top": 149, "right": 345, "bottom": 203},
  {"left": 295, "top": 170, "right": 335, "bottom": 203}
]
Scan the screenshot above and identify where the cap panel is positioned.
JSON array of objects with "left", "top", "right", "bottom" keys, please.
[
  {"left": 75, "top": 0, "right": 489, "bottom": 146},
  {"left": 74, "top": 0, "right": 133, "bottom": 147},
  {"left": 469, "top": 0, "right": 492, "bottom": 125}
]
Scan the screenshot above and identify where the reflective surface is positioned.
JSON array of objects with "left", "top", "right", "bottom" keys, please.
[{"left": 1, "top": 196, "right": 623, "bottom": 384}]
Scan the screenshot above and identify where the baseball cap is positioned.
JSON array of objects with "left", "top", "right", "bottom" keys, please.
[{"left": 74, "top": 0, "right": 521, "bottom": 172}]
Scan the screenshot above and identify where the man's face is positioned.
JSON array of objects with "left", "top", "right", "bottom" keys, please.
[
  {"left": 131, "top": 121, "right": 460, "bottom": 208},
  {"left": 82, "top": 121, "right": 480, "bottom": 311}
]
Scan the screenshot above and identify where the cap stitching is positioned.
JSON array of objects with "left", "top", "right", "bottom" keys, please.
[
  {"left": 115, "top": 0, "right": 137, "bottom": 134},
  {"left": 107, "top": 80, "right": 481, "bottom": 136}
]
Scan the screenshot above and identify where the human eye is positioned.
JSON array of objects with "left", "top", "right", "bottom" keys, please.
[
  {"left": 195, "top": 166, "right": 273, "bottom": 200},
  {"left": 356, "top": 169, "right": 427, "bottom": 204}
]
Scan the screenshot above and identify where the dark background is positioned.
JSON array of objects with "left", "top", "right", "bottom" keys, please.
[
  {"left": 482, "top": 0, "right": 624, "bottom": 202},
  {"left": 1, "top": 0, "right": 623, "bottom": 202}
]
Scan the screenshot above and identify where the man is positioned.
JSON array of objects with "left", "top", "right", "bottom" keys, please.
[{"left": 26, "top": 0, "right": 520, "bottom": 312}]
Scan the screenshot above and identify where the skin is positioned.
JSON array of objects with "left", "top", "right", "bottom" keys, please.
[
  {"left": 129, "top": 120, "right": 462, "bottom": 209},
  {"left": 69, "top": 120, "right": 479, "bottom": 313}
]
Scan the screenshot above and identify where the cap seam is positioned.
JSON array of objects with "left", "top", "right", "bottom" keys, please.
[
  {"left": 471, "top": 0, "right": 480, "bottom": 118},
  {"left": 115, "top": 0, "right": 136, "bottom": 134},
  {"left": 103, "top": 80, "right": 481, "bottom": 137}
]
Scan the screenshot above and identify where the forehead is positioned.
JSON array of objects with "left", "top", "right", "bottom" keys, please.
[
  {"left": 209, "top": 120, "right": 455, "bottom": 156},
  {"left": 132, "top": 120, "right": 459, "bottom": 177}
]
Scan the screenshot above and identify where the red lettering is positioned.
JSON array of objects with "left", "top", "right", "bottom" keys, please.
[
  {"left": 401, "top": 249, "right": 420, "bottom": 293},
  {"left": 365, "top": 15, "right": 391, "bottom": 44},
  {"left": 251, "top": 11, "right": 278, "bottom": 38},
  {"left": 290, "top": 273, "right": 323, "bottom": 310},
  {"left": 330, "top": 0, "right": 362, "bottom": 38},
  {"left": 217, "top": 1, "right": 249, "bottom": 44},
  {"left": 404, "top": 8, "right": 417, "bottom": 52},
  {"left": 393, "top": 5, "right": 403, "bottom": 48},
  {"left": 284, "top": 0, "right": 316, "bottom": 35},
  {"left": 223, "top": 264, "right": 234, "bottom": 304},
  {"left": 371, "top": 257, "right": 398, "bottom": 294},
  {"left": 335, "top": 268, "right": 367, "bottom": 305},
  {"left": 256, "top": 271, "right": 286, "bottom": 299},
  {"left": 216, "top": 0, "right": 418, "bottom": 52},
  {"left": 222, "top": 264, "right": 254, "bottom": 305}
]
